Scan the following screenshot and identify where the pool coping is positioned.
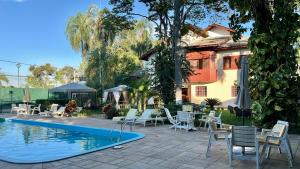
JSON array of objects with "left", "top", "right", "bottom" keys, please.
[{"left": 0, "top": 118, "right": 144, "bottom": 164}]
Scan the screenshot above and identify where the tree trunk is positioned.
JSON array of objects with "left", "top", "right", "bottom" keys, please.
[{"left": 173, "top": 0, "right": 182, "bottom": 105}]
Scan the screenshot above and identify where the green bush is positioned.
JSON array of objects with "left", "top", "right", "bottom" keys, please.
[
  {"left": 102, "top": 103, "right": 119, "bottom": 119},
  {"left": 204, "top": 98, "right": 221, "bottom": 109},
  {"left": 119, "top": 108, "right": 130, "bottom": 116},
  {"left": 164, "top": 102, "right": 182, "bottom": 116}
]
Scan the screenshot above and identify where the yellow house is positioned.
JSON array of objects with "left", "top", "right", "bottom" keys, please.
[{"left": 141, "top": 24, "right": 251, "bottom": 107}]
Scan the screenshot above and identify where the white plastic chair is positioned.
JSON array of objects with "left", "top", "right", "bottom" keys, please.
[
  {"left": 164, "top": 108, "right": 180, "bottom": 131},
  {"left": 11, "top": 104, "right": 19, "bottom": 113},
  {"left": 206, "top": 119, "right": 230, "bottom": 158},
  {"left": 182, "top": 105, "right": 193, "bottom": 112},
  {"left": 199, "top": 111, "right": 215, "bottom": 128},
  {"left": 260, "top": 120, "right": 293, "bottom": 167},
  {"left": 177, "top": 111, "right": 192, "bottom": 131},
  {"left": 17, "top": 104, "right": 27, "bottom": 115},
  {"left": 214, "top": 112, "right": 223, "bottom": 128},
  {"left": 31, "top": 104, "right": 41, "bottom": 115}
]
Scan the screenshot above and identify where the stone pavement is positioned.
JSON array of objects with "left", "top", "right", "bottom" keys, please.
[{"left": 0, "top": 115, "right": 299, "bottom": 169}]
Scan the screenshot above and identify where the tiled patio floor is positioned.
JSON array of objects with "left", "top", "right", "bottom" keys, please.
[{"left": 0, "top": 115, "right": 299, "bottom": 169}]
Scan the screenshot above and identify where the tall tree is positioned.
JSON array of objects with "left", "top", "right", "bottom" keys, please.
[
  {"left": 55, "top": 66, "right": 77, "bottom": 84},
  {"left": 110, "top": 0, "right": 226, "bottom": 104},
  {"left": 229, "top": 0, "right": 300, "bottom": 128},
  {"left": 26, "top": 64, "right": 57, "bottom": 88},
  {"left": 85, "top": 19, "right": 152, "bottom": 89},
  {"left": 66, "top": 12, "right": 92, "bottom": 58}
]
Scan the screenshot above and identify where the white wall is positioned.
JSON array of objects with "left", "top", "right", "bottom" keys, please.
[{"left": 190, "top": 49, "right": 251, "bottom": 107}]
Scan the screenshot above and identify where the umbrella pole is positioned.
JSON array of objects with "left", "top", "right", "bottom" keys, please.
[{"left": 242, "top": 109, "right": 245, "bottom": 126}]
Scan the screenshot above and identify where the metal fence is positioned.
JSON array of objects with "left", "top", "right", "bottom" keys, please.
[{"left": 0, "top": 87, "right": 49, "bottom": 113}]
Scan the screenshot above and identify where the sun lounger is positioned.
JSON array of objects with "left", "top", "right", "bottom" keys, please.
[
  {"left": 39, "top": 104, "right": 58, "bottom": 117},
  {"left": 112, "top": 109, "right": 138, "bottom": 131},
  {"left": 134, "top": 109, "right": 156, "bottom": 127},
  {"left": 53, "top": 107, "right": 66, "bottom": 117},
  {"left": 112, "top": 109, "right": 138, "bottom": 123}
]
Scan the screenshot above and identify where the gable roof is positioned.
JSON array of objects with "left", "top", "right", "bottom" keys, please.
[
  {"left": 49, "top": 82, "right": 97, "bottom": 93},
  {"left": 204, "top": 23, "right": 235, "bottom": 33},
  {"left": 185, "top": 24, "right": 208, "bottom": 37},
  {"left": 140, "top": 24, "right": 242, "bottom": 60}
]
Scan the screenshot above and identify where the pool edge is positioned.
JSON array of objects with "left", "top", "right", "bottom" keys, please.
[{"left": 0, "top": 118, "right": 144, "bottom": 164}]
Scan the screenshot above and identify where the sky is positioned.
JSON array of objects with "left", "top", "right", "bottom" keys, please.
[
  {"left": 0, "top": 0, "right": 112, "bottom": 78},
  {"left": 0, "top": 0, "right": 251, "bottom": 86}
]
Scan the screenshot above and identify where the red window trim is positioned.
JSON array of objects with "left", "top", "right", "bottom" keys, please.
[
  {"left": 223, "top": 55, "right": 240, "bottom": 70},
  {"left": 223, "top": 56, "right": 232, "bottom": 70}
]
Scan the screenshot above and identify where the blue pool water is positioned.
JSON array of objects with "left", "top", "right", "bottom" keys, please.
[{"left": 0, "top": 119, "right": 143, "bottom": 163}]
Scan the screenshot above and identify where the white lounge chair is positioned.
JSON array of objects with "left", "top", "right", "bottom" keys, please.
[
  {"left": 134, "top": 109, "right": 155, "bottom": 127},
  {"left": 164, "top": 108, "right": 180, "bottom": 131},
  {"left": 113, "top": 109, "right": 138, "bottom": 131},
  {"left": 31, "top": 104, "right": 41, "bottom": 115},
  {"left": 113, "top": 109, "right": 137, "bottom": 122},
  {"left": 39, "top": 104, "right": 58, "bottom": 117},
  {"left": 53, "top": 107, "right": 66, "bottom": 117}
]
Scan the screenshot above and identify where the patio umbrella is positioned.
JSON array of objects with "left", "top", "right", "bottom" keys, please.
[
  {"left": 23, "top": 85, "right": 31, "bottom": 102},
  {"left": 235, "top": 55, "right": 251, "bottom": 126},
  {"left": 23, "top": 85, "right": 31, "bottom": 113},
  {"left": 147, "top": 97, "right": 155, "bottom": 105}
]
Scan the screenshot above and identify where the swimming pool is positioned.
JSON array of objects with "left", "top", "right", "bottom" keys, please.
[{"left": 0, "top": 118, "right": 143, "bottom": 163}]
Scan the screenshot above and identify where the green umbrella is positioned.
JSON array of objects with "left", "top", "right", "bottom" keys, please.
[{"left": 235, "top": 55, "right": 251, "bottom": 126}]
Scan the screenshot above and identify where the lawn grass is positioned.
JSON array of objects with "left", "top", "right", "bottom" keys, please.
[
  {"left": 194, "top": 109, "right": 251, "bottom": 127},
  {"left": 219, "top": 110, "right": 251, "bottom": 126}
]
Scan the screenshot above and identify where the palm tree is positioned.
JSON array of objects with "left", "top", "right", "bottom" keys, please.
[{"left": 66, "top": 12, "right": 92, "bottom": 58}]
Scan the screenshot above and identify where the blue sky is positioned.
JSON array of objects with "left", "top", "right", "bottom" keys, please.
[
  {"left": 0, "top": 0, "right": 113, "bottom": 77},
  {"left": 0, "top": 0, "right": 251, "bottom": 85}
]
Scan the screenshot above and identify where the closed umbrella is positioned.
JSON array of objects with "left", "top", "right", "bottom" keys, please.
[
  {"left": 235, "top": 55, "right": 251, "bottom": 126},
  {"left": 147, "top": 97, "right": 155, "bottom": 105},
  {"left": 23, "top": 85, "right": 31, "bottom": 114}
]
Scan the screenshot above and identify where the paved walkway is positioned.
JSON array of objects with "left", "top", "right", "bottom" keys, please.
[{"left": 0, "top": 115, "right": 299, "bottom": 169}]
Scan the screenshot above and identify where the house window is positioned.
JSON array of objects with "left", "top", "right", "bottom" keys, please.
[
  {"left": 231, "top": 85, "right": 239, "bottom": 97},
  {"left": 190, "top": 60, "right": 198, "bottom": 69},
  {"left": 198, "top": 58, "right": 209, "bottom": 69},
  {"left": 223, "top": 57, "right": 231, "bottom": 69},
  {"left": 195, "top": 86, "right": 207, "bottom": 97}
]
